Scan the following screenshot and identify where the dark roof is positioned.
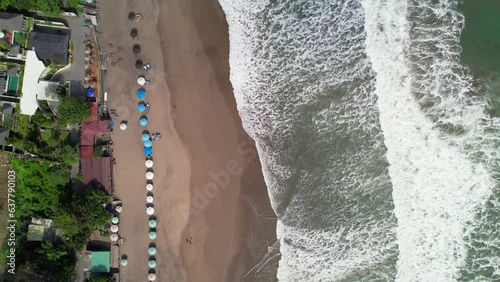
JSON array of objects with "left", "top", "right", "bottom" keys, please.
[
  {"left": 81, "top": 157, "right": 111, "bottom": 194},
  {"left": 0, "top": 77, "right": 5, "bottom": 93},
  {"left": 6, "top": 65, "right": 19, "bottom": 76},
  {"left": 0, "top": 127, "right": 10, "bottom": 146},
  {"left": 0, "top": 12, "right": 24, "bottom": 32},
  {"left": 2, "top": 103, "right": 13, "bottom": 115},
  {"left": 7, "top": 45, "right": 20, "bottom": 57},
  {"left": 29, "top": 32, "right": 69, "bottom": 65}
]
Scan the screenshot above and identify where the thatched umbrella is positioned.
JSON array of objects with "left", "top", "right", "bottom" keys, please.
[
  {"left": 133, "top": 44, "right": 141, "bottom": 54},
  {"left": 135, "top": 59, "right": 144, "bottom": 69},
  {"left": 83, "top": 82, "right": 90, "bottom": 88},
  {"left": 85, "top": 48, "right": 91, "bottom": 54},
  {"left": 130, "top": 28, "right": 138, "bottom": 39},
  {"left": 90, "top": 82, "right": 96, "bottom": 89},
  {"left": 128, "top": 12, "right": 136, "bottom": 21}
]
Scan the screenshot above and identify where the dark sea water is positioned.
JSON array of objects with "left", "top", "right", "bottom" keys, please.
[{"left": 219, "top": 0, "right": 500, "bottom": 281}]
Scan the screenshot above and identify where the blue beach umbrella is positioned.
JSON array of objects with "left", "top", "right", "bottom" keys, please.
[
  {"left": 141, "top": 133, "right": 150, "bottom": 141},
  {"left": 148, "top": 259, "right": 156, "bottom": 268},
  {"left": 144, "top": 139, "right": 153, "bottom": 148},
  {"left": 137, "top": 103, "right": 146, "bottom": 112},
  {"left": 86, "top": 89, "right": 95, "bottom": 97},
  {"left": 144, "top": 147, "right": 152, "bottom": 156},
  {"left": 139, "top": 117, "right": 148, "bottom": 126},
  {"left": 137, "top": 89, "right": 146, "bottom": 99}
]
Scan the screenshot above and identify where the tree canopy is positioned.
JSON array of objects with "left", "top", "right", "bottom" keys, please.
[
  {"left": 0, "top": 0, "right": 62, "bottom": 15},
  {"left": 57, "top": 96, "right": 91, "bottom": 125}
]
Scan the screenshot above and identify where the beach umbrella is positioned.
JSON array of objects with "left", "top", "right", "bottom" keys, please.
[
  {"left": 142, "top": 133, "right": 150, "bottom": 141},
  {"left": 121, "top": 258, "right": 128, "bottom": 266},
  {"left": 146, "top": 206, "right": 154, "bottom": 215},
  {"left": 148, "top": 259, "right": 157, "bottom": 268},
  {"left": 148, "top": 273, "right": 157, "bottom": 281},
  {"left": 137, "top": 77, "right": 146, "bottom": 86},
  {"left": 149, "top": 219, "right": 156, "bottom": 228},
  {"left": 146, "top": 171, "right": 154, "bottom": 180},
  {"left": 120, "top": 123, "right": 127, "bottom": 130},
  {"left": 137, "top": 89, "right": 146, "bottom": 99},
  {"left": 128, "top": 12, "right": 136, "bottom": 21},
  {"left": 131, "top": 28, "right": 138, "bottom": 38},
  {"left": 146, "top": 183, "right": 153, "bottom": 191},
  {"left": 140, "top": 117, "right": 148, "bottom": 127},
  {"left": 144, "top": 140, "right": 153, "bottom": 148},
  {"left": 145, "top": 159, "right": 153, "bottom": 167},
  {"left": 148, "top": 246, "right": 157, "bottom": 255},
  {"left": 138, "top": 103, "right": 146, "bottom": 112},
  {"left": 115, "top": 206, "right": 123, "bottom": 213},
  {"left": 111, "top": 217, "right": 119, "bottom": 224},
  {"left": 149, "top": 231, "right": 157, "bottom": 240},
  {"left": 144, "top": 147, "right": 152, "bottom": 156},
  {"left": 133, "top": 44, "right": 141, "bottom": 54},
  {"left": 110, "top": 233, "right": 119, "bottom": 241},
  {"left": 147, "top": 195, "right": 154, "bottom": 203},
  {"left": 135, "top": 59, "right": 143, "bottom": 69},
  {"left": 86, "top": 88, "right": 95, "bottom": 97},
  {"left": 110, "top": 225, "right": 119, "bottom": 233}
]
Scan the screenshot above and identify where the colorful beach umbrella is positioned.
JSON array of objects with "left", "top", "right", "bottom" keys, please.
[
  {"left": 110, "top": 225, "right": 119, "bottom": 233},
  {"left": 144, "top": 140, "right": 153, "bottom": 148},
  {"left": 145, "top": 159, "right": 153, "bottom": 167},
  {"left": 148, "top": 259, "right": 157, "bottom": 268},
  {"left": 115, "top": 206, "right": 123, "bottom": 213},
  {"left": 111, "top": 217, "right": 119, "bottom": 224},
  {"left": 120, "top": 123, "right": 127, "bottom": 130},
  {"left": 148, "top": 273, "right": 156, "bottom": 281},
  {"left": 146, "top": 206, "right": 154, "bottom": 215},
  {"left": 110, "top": 233, "right": 119, "bottom": 241},
  {"left": 147, "top": 195, "right": 154, "bottom": 203},
  {"left": 137, "top": 89, "right": 146, "bottom": 99},
  {"left": 138, "top": 103, "right": 146, "bottom": 112},
  {"left": 148, "top": 246, "right": 157, "bottom": 255},
  {"left": 121, "top": 258, "right": 128, "bottom": 266},
  {"left": 149, "top": 219, "right": 156, "bottom": 228},
  {"left": 146, "top": 183, "right": 153, "bottom": 191},
  {"left": 86, "top": 88, "right": 95, "bottom": 97},
  {"left": 144, "top": 147, "right": 152, "bottom": 156},
  {"left": 142, "top": 133, "right": 150, "bottom": 141},
  {"left": 140, "top": 117, "right": 148, "bottom": 126},
  {"left": 146, "top": 171, "right": 154, "bottom": 180},
  {"left": 137, "top": 77, "right": 146, "bottom": 86},
  {"left": 149, "top": 231, "right": 157, "bottom": 240}
]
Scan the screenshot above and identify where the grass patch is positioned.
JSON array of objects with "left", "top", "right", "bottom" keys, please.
[
  {"left": 26, "top": 17, "right": 34, "bottom": 33},
  {"left": 17, "top": 65, "right": 25, "bottom": 97},
  {"left": 13, "top": 32, "right": 28, "bottom": 47},
  {"left": 69, "top": 0, "right": 80, "bottom": 8},
  {"left": 44, "top": 64, "right": 64, "bottom": 80},
  {"left": 16, "top": 115, "right": 30, "bottom": 137}
]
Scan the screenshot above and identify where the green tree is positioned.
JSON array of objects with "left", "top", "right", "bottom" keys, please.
[
  {"left": 57, "top": 96, "right": 91, "bottom": 125},
  {"left": 55, "top": 186, "right": 110, "bottom": 250},
  {"left": 59, "top": 145, "right": 79, "bottom": 165}
]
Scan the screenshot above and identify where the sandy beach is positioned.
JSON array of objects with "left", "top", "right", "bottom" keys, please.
[{"left": 99, "top": 0, "right": 276, "bottom": 281}]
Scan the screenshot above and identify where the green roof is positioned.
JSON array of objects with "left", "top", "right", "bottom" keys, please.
[{"left": 90, "top": 251, "right": 110, "bottom": 273}]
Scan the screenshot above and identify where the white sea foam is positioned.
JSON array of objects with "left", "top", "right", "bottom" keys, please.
[
  {"left": 219, "top": 0, "right": 399, "bottom": 281},
  {"left": 362, "top": 0, "right": 496, "bottom": 281}
]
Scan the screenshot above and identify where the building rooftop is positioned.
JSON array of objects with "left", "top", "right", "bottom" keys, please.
[
  {"left": 0, "top": 127, "right": 10, "bottom": 146},
  {"left": 20, "top": 50, "right": 59, "bottom": 115},
  {"left": 81, "top": 157, "right": 111, "bottom": 194},
  {"left": 29, "top": 31, "right": 69, "bottom": 65},
  {"left": 0, "top": 12, "right": 24, "bottom": 32}
]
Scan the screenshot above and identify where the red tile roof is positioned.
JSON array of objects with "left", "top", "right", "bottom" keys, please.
[
  {"left": 80, "top": 145, "right": 93, "bottom": 158},
  {"left": 81, "top": 157, "right": 111, "bottom": 194}
]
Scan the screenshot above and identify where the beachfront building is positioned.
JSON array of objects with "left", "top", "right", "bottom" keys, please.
[
  {"left": 19, "top": 50, "right": 60, "bottom": 115},
  {"left": 28, "top": 25, "right": 70, "bottom": 65}
]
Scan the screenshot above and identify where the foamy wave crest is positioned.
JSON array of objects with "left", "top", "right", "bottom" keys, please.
[
  {"left": 362, "top": 0, "right": 498, "bottom": 281},
  {"left": 220, "top": 0, "right": 399, "bottom": 280}
]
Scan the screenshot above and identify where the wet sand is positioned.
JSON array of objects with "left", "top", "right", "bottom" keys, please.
[{"left": 100, "top": 0, "right": 277, "bottom": 280}]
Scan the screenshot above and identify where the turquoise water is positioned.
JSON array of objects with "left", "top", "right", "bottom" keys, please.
[{"left": 219, "top": 0, "right": 500, "bottom": 281}]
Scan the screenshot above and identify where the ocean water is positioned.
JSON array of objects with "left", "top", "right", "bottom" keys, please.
[{"left": 218, "top": 0, "right": 500, "bottom": 281}]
